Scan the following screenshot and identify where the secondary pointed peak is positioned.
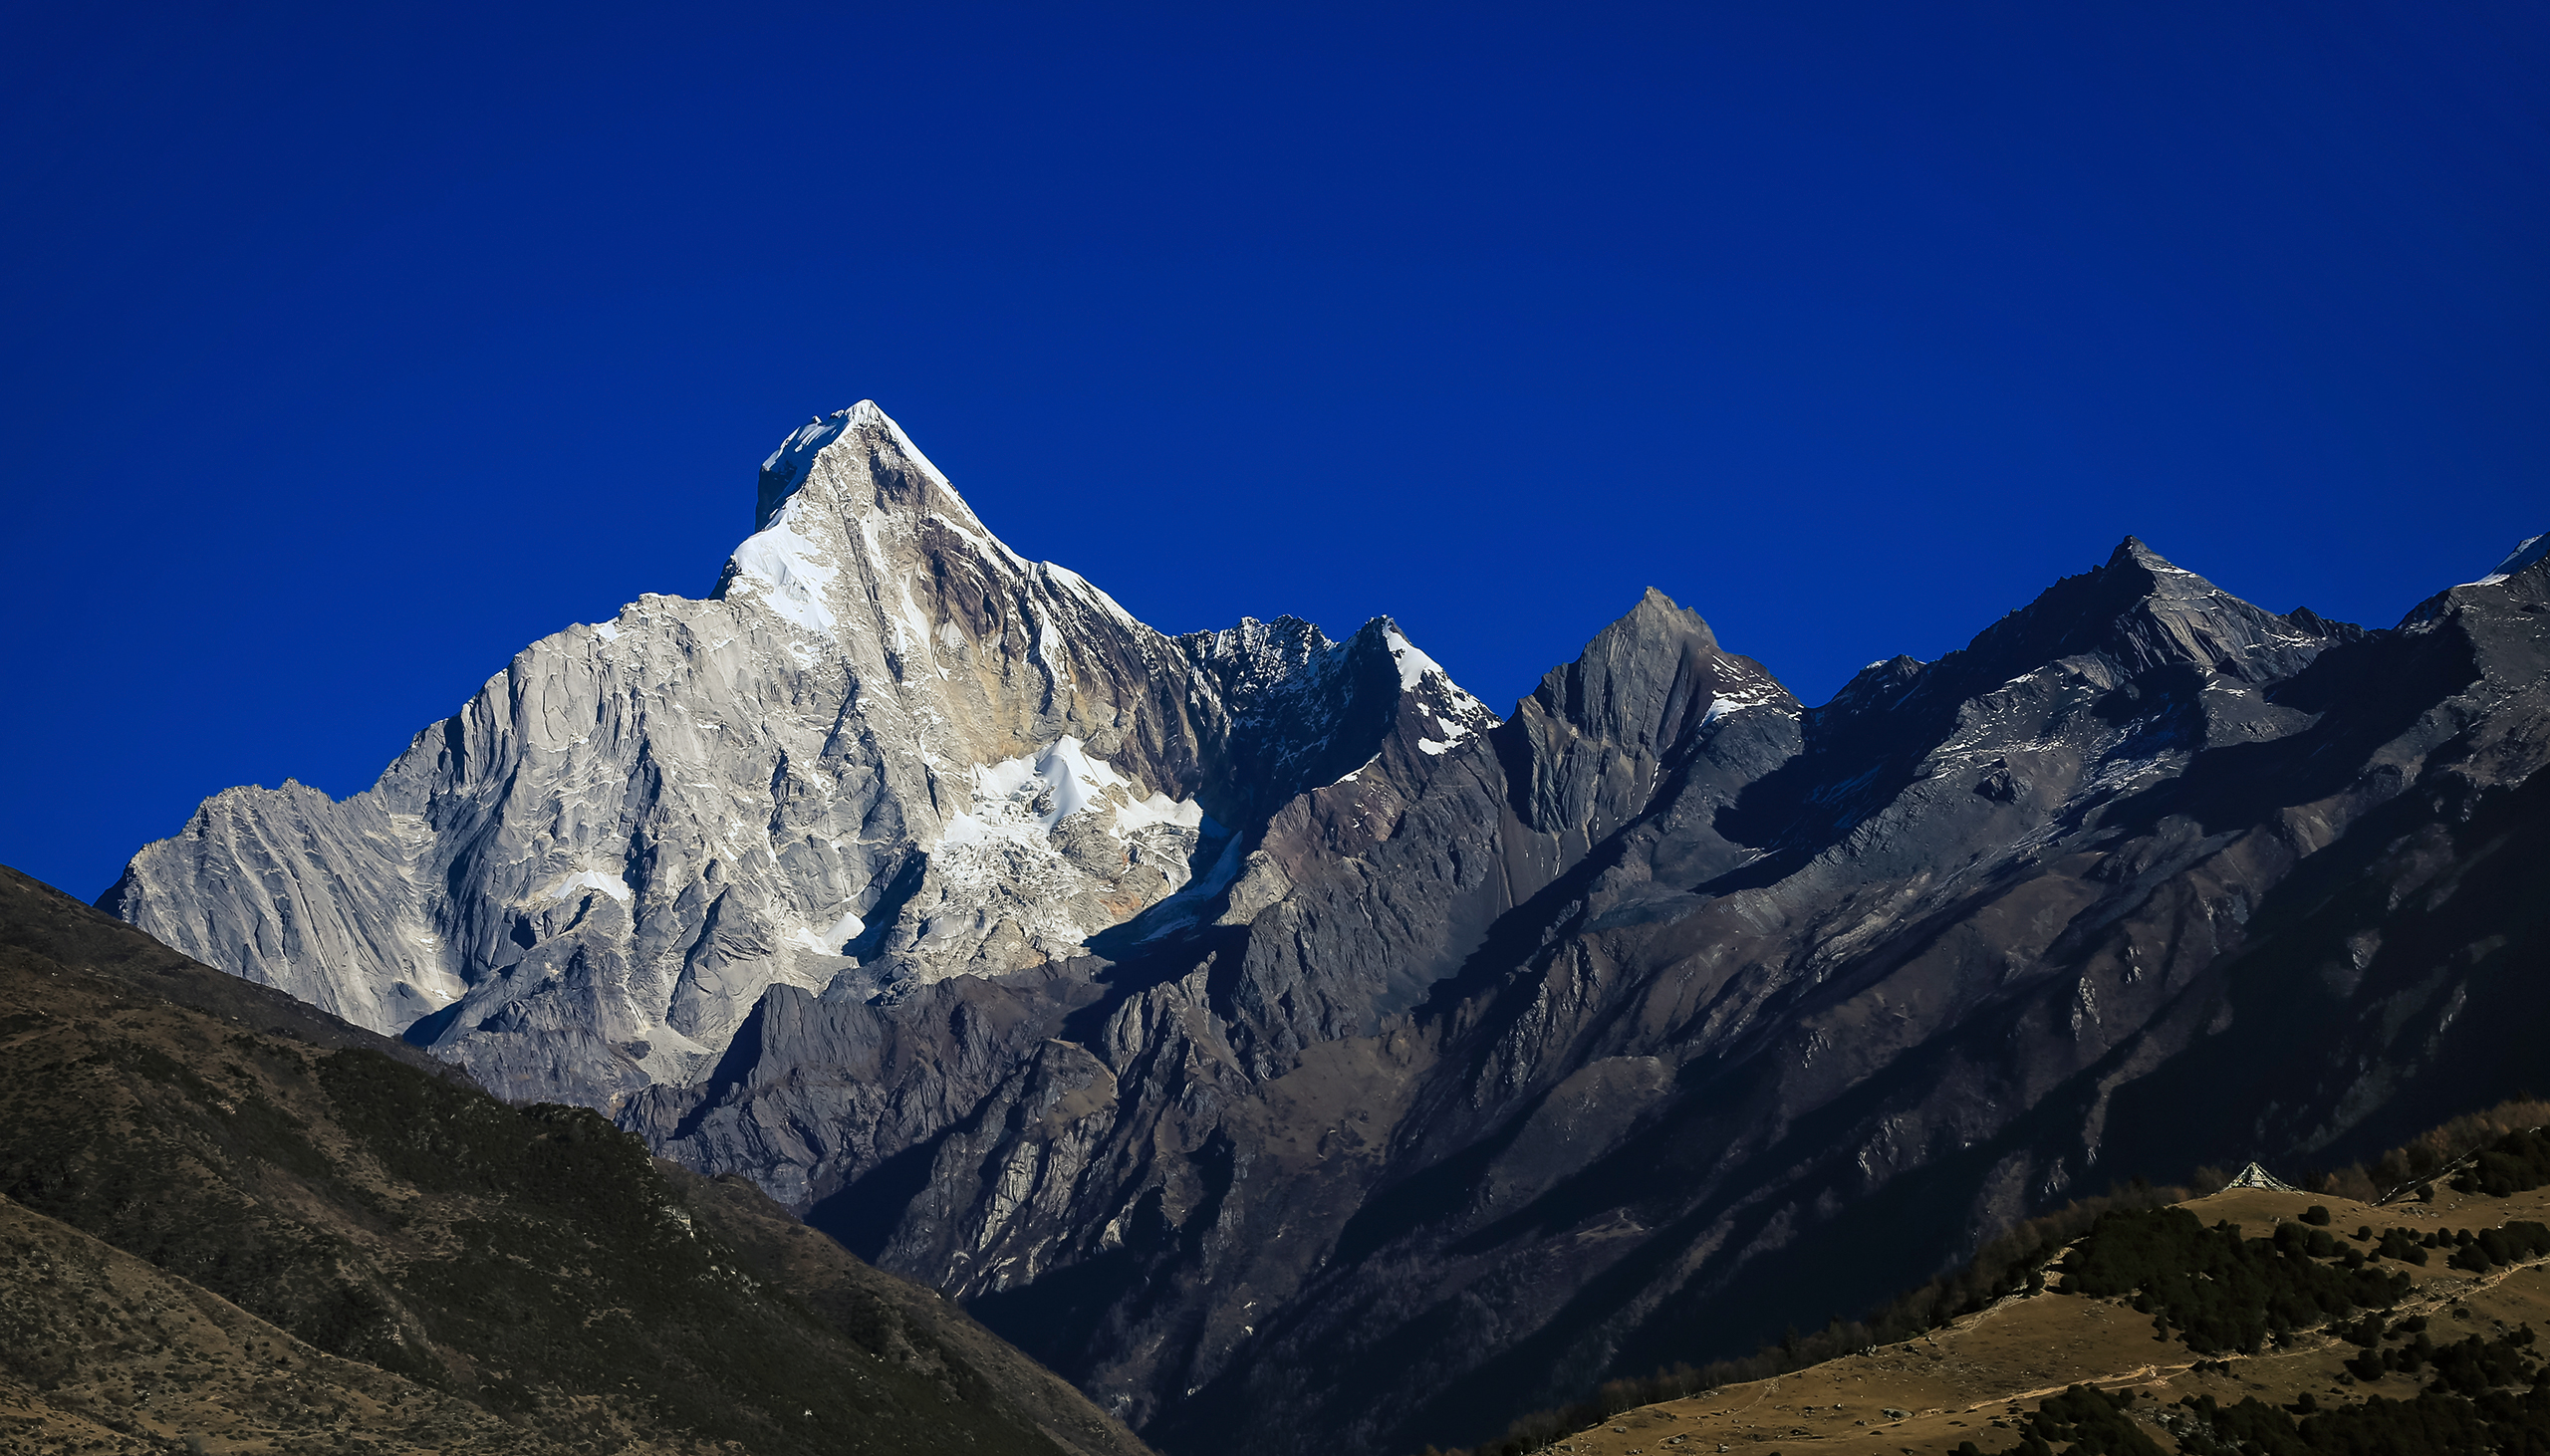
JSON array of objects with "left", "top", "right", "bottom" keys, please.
[
  {"left": 2108, "top": 534, "right": 2182, "bottom": 574},
  {"left": 2100, "top": 535, "right": 2241, "bottom": 606},
  {"left": 1823, "top": 654, "right": 1926, "bottom": 715},
  {"left": 1596, "top": 586, "right": 1720, "bottom": 654},
  {"left": 1915, "top": 536, "right": 2327, "bottom": 696},
  {"left": 1540, "top": 590, "right": 1727, "bottom": 696},
  {"left": 1520, "top": 586, "right": 1773, "bottom": 755},
  {"left": 2469, "top": 530, "right": 2549, "bottom": 587},
  {"left": 2401, "top": 526, "right": 2550, "bottom": 627},
  {"left": 1326, "top": 617, "right": 1495, "bottom": 732}
]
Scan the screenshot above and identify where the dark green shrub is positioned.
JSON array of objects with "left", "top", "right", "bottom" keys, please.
[
  {"left": 1969, "top": 1386, "right": 2163, "bottom": 1456},
  {"left": 2058, "top": 1208, "right": 2408, "bottom": 1354},
  {"left": 2374, "top": 1227, "right": 2428, "bottom": 1265},
  {"left": 2451, "top": 1128, "right": 2550, "bottom": 1197},
  {"left": 2425, "top": 1333, "right": 2540, "bottom": 1397},
  {"left": 2178, "top": 1328, "right": 2550, "bottom": 1455},
  {"left": 2443, "top": 1219, "right": 2550, "bottom": 1273}
]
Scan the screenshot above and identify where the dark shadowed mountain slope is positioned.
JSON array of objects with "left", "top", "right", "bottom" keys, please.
[
  {"left": 0, "top": 864, "right": 1149, "bottom": 1456},
  {"left": 632, "top": 535, "right": 2548, "bottom": 1456},
  {"left": 88, "top": 404, "right": 2548, "bottom": 1456}
]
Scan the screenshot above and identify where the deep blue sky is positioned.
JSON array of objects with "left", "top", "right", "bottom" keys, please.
[{"left": 4, "top": 3, "right": 2544, "bottom": 900}]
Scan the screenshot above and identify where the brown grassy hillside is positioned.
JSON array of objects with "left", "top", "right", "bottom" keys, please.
[
  {"left": 0, "top": 864, "right": 1149, "bottom": 1456},
  {"left": 1433, "top": 1116, "right": 2550, "bottom": 1456}
]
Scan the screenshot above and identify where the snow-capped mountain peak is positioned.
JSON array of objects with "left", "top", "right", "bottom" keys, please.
[{"left": 105, "top": 403, "right": 1495, "bottom": 1104}]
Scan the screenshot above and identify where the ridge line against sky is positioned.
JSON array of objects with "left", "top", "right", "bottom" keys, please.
[{"left": 2, "top": 2, "right": 2543, "bottom": 899}]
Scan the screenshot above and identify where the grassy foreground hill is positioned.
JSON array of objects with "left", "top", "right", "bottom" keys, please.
[
  {"left": 1433, "top": 1129, "right": 2550, "bottom": 1455},
  {"left": 0, "top": 864, "right": 1150, "bottom": 1456}
]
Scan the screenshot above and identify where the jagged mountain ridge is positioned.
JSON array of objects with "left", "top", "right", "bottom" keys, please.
[
  {"left": 618, "top": 516, "right": 2547, "bottom": 1456},
  {"left": 100, "top": 405, "right": 2550, "bottom": 1456},
  {"left": 102, "top": 402, "right": 1496, "bottom": 1104}
]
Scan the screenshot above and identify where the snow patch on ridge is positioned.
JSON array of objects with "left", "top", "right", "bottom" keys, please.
[
  {"left": 547, "top": 870, "right": 633, "bottom": 905},
  {"left": 923, "top": 737, "right": 1207, "bottom": 956},
  {"left": 1416, "top": 712, "right": 1474, "bottom": 756},
  {"left": 1115, "top": 785, "right": 1206, "bottom": 837},
  {"left": 2469, "top": 532, "right": 2549, "bottom": 587},
  {"left": 1385, "top": 625, "right": 1497, "bottom": 737},
  {"left": 792, "top": 908, "right": 868, "bottom": 954},
  {"left": 1384, "top": 628, "right": 1446, "bottom": 692},
  {"left": 1026, "top": 606, "right": 1073, "bottom": 688},
  {"left": 759, "top": 410, "right": 858, "bottom": 516},
  {"left": 1702, "top": 688, "right": 1783, "bottom": 727},
  {"left": 727, "top": 494, "right": 841, "bottom": 636},
  {"left": 941, "top": 738, "right": 1202, "bottom": 847}
]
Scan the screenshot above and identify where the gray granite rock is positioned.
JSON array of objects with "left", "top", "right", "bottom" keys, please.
[{"left": 102, "top": 402, "right": 1492, "bottom": 1106}]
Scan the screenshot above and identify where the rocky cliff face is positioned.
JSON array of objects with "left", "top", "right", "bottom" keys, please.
[
  {"left": 104, "top": 403, "right": 1490, "bottom": 1106},
  {"left": 105, "top": 411, "right": 2550, "bottom": 1456},
  {"left": 619, "top": 528, "right": 2550, "bottom": 1456}
]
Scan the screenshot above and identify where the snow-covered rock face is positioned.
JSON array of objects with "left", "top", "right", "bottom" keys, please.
[
  {"left": 2471, "top": 531, "right": 2548, "bottom": 588},
  {"left": 101, "top": 402, "right": 1487, "bottom": 1105}
]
